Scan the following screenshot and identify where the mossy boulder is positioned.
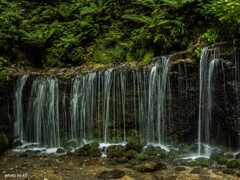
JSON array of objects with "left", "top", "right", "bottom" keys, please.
[
  {"left": 124, "top": 150, "right": 137, "bottom": 160},
  {"left": 223, "top": 153, "right": 234, "bottom": 159},
  {"left": 167, "top": 149, "right": 179, "bottom": 159},
  {"left": 178, "top": 144, "right": 190, "bottom": 154},
  {"left": 75, "top": 147, "right": 89, "bottom": 156},
  {"left": 106, "top": 145, "right": 124, "bottom": 158},
  {"left": 56, "top": 148, "right": 65, "bottom": 154},
  {"left": 91, "top": 142, "right": 100, "bottom": 149},
  {"left": 66, "top": 150, "right": 72, "bottom": 155},
  {"left": 0, "top": 132, "right": 9, "bottom": 154},
  {"left": 82, "top": 144, "right": 91, "bottom": 150},
  {"left": 210, "top": 149, "right": 224, "bottom": 161},
  {"left": 226, "top": 160, "right": 240, "bottom": 168},
  {"left": 63, "top": 140, "right": 77, "bottom": 149},
  {"left": 89, "top": 147, "right": 101, "bottom": 157},
  {"left": 217, "top": 157, "right": 228, "bottom": 165},
  {"left": 117, "top": 156, "right": 128, "bottom": 163},
  {"left": 125, "top": 141, "right": 144, "bottom": 153},
  {"left": 175, "top": 167, "right": 186, "bottom": 171},
  {"left": 137, "top": 154, "right": 149, "bottom": 161},
  {"left": 222, "top": 168, "right": 235, "bottom": 174},
  {"left": 189, "top": 144, "right": 198, "bottom": 153},
  {"left": 235, "top": 153, "right": 240, "bottom": 159},
  {"left": 12, "top": 140, "right": 22, "bottom": 148},
  {"left": 190, "top": 167, "right": 201, "bottom": 174},
  {"left": 195, "top": 157, "right": 210, "bottom": 167},
  {"left": 187, "top": 161, "right": 198, "bottom": 166},
  {"left": 136, "top": 161, "right": 166, "bottom": 172}
]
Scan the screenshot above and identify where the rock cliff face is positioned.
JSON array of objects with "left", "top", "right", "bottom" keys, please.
[{"left": 0, "top": 42, "right": 239, "bottom": 151}]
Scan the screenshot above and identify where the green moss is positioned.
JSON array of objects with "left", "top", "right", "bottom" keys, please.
[
  {"left": 56, "top": 148, "right": 65, "bottom": 154},
  {"left": 210, "top": 149, "right": 224, "bottom": 161},
  {"left": 217, "top": 157, "right": 228, "bottom": 165},
  {"left": 117, "top": 156, "right": 128, "bottom": 163},
  {"left": 187, "top": 161, "right": 198, "bottom": 166},
  {"left": 125, "top": 141, "right": 144, "bottom": 153},
  {"left": 82, "top": 144, "right": 91, "bottom": 150},
  {"left": 178, "top": 144, "right": 190, "bottom": 154},
  {"left": 168, "top": 149, "right": 179, "bottom": 158},
  {"left": 124, "top": 150, "right": 137, "bottom": 160},
  {"left": 190, "top": 167, "right": 201, "bottom": 174},
  {"left": 222, "top": 168, "right": 235, "bottom": 174},
  {"left": 66, "top": 150, "right": 72, "bottom": 155},
  {"left": 91, "top": 142, "right": 100, "bottom": 149},
  {"left": 223, "top": 153, "right": 234, "bottom": 159},
  {"left": 74, "top": 147, "right": 89, "bottom": 156},
  {"left": 106, "top": 146, "right": 124, "bottom": 158},
  {"left": 235, "top": 153, "right": 240, "bottom": 159},
  {"left": 189, "top": 144, "right": 198, "bottom": 153},
  {"left": 89, "top": 147, "right": 101, "bottom": 157},
  {"left": 175, "top": 167, "right": 186, "bottom": 171},
  {"left": 137, "top": 154, "right": 149, "bottom": 161},
  {"left": 226, "top": 160, "right": 240, "bottom": 168}
]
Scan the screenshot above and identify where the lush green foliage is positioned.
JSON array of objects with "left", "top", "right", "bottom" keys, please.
[{"left": 0, "top": 0, "right": 239, "bottom": 67}]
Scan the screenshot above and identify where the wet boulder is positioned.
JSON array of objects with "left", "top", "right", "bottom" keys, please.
[
  {"left": 12, "top": 140, "right": 22, "bottom": 148},
  {"left": 106, "top": 145, "right": 124, "bottom": 158},
  {"left": 124, "top": 150, "right": 137, "bottom": 160},
  {"left": 136, "top": 161, "right": 166, "bottom": 172},
  {"left": 56, "top": 148, "right": 65, "bottom": 154},
  {"left": 116, "top": 156, "right": 128, "bottom": 163},
  {"left": 226, "top": 160, "right": 240, "bottom": 168},
  {"left": 75, "top": 147, "right": 89, "bottom": 156},
  {"left": 210, "top": 149, "right": 224, "bottom": 160},
  {"left": 125, "top": 141, "right": 144, "bottom": 153}
]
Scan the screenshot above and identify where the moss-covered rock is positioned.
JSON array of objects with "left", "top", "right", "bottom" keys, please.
[
  {"left": 178, "top": 144, "right": 190, "bottom": 154},
  {"left": 66, "top": 150, "right": 72, "bottom": 155},
  {"left": 89, "top": 147, "right": 101, "bottom": 157},
  {"left": 226, "top": 160, "right": 240, "bottom": 168},
  {"left": 63, "top": 140, "right": 77, "bottom": 149},
  {"left": 125, "top": 141, "right": 144, "bottom": 153},
  {"left": 187, "top": 161, "right": 198, "bottom": 166},
  {"left": 56, "top": 148, "right": 65, "bottom": 154},
  {"left": 167, "top": 149, "right": 179, "bottom": 159},
  {"left": 75, "top": 147, "right": 89, "bottom": 156},
  {"left": 117, "top": 156, "right": 128, "bottom": 163},
  {"left": 91, "top": 142, "right": 100, "bottom": 149},
  {"left": 223, "top": 153, "right": 234, "bottom": 159},
  {"left": 235, "top": 153, "right": 240, "bottom": 159},
  {"left": 12, "top": 140, "right": 22, "bottom": 148},
  {"left": 217, "top": 157, "right": 228, "bottom": 165},
  {"left": 175, "top": 166, "right": 186, "bottom": 171},
  {"left": 190, "top": 167, "right": 201, "bottom": 174},
  {"left": 210, "top": 149, "right": 224, "bottom": 161},
  {"left": 124, "top": 150, "right": 136, "bottom": 160},
  {"left": 106, "top": 145, "right": 124, "bottom": 158},
  {"left": 128, "top": 158, "right": 138, "bottom": 165},
  {"left": 136, "top": 161, "right": 166, "bottom": 172},
  {"left": 189, "top": 144, "right": 198, "bottom": 153},
  {"left": 222, "top": 168, "right": 235, "bottom": 174},
  {"left": 195, "top": 157, "right": 210, "bottom": 167},
  {"left": 137, "top": 154, "right": 149, "bottom": 161},
  {"left": 82, "top": 144, "right": 91, "bottom": 150}
]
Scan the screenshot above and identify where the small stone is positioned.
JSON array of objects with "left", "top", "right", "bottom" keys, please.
[{"left": 175, "top": 166, "right": 186, "bottom": 171}]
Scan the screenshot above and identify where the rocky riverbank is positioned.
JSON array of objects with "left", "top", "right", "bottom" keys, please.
[{"left": 0, "top": 149, "right": 240, "bottom": 180}]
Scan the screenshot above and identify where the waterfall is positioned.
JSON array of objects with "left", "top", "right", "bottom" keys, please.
[
  {"left": 13, "top": 75, "right": 29, "bottom": 140},
  {"left": 25, "top": 77, "right": 60, "bottom": 147},
  {"left": 198, "top": 47, "right": 221, "bottom": 156}
]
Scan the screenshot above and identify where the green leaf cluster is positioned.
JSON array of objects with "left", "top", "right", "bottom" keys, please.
[{"left": 0, "top": 0, "right": 239, "bottom": 67}]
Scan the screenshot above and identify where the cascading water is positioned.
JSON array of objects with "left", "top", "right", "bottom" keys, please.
[
  {"left": 13, "top": 75, "right": 29, "bottom": 140},
  {"left": 26, "top": 77, "right": 60, "bottom": 147},
  {"left": 12, "top": 57, "right": 171, "bottom": 149}
]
